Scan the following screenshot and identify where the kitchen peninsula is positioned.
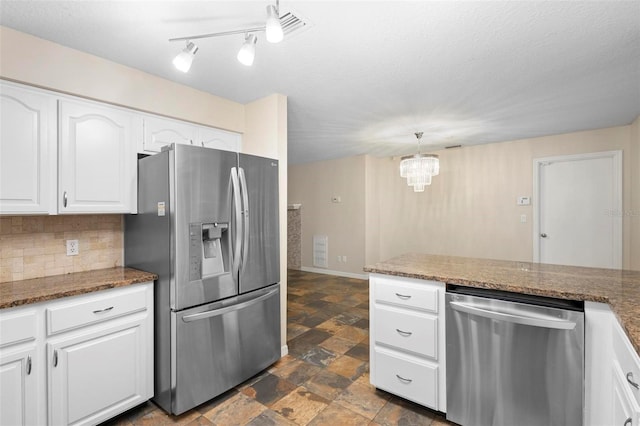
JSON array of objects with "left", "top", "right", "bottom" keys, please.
[{"left": 365, "top": 253, "right": 640, "bottom": 425}]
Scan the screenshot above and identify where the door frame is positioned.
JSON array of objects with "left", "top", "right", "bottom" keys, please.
[{"left": 532, "top": 150, "right": 623, "bottom": 268}]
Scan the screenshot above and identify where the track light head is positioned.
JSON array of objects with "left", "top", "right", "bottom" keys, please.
[
  {"left": 237, "top": 34, "right": 258, "bottom": 66},
  {"left": 265, "top": 4, "right": 283, "bottom": 43},
  {"left": 172, "top": 41, "right": 198, "bottom": 73}
]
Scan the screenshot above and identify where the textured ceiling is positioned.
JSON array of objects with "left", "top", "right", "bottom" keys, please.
[{"left": 1, "top": 1, "right": 639, "bottom": 164}]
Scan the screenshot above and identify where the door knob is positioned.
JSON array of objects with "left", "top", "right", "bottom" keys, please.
[{"left": 540, "top": 233, "right": 548, "bottom": 238}]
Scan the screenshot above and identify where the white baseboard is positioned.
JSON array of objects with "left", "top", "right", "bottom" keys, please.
[
  {"left": 299, "top": 266, "right": 368, "bottom": 280},
  {"left": 281, "top": 344, "right": 289, "bottom": 357}
]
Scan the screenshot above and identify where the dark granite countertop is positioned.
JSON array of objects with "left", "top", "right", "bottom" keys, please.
[
  {"left": 364, "top": 253, "right": 640, "bottom": 355},
  {"left": 0, "top": 267, "right": 158, "bottom": 309}
]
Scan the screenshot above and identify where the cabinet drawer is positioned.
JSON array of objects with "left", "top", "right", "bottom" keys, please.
[
  {"left": 373, "top": 275, "right": 439, "bottom": 313},
  {"left": 0, "top": 310, "right": 36, "bottom": 347},
  {"left": 374, "top": 348, "right": 438, "bottom": 409},
  {"left": 613, "top": 319, "right": 640, "bottom": 406},
  {"left": 46, "top": 286, "right": 147, "bottom": 336},
  {"left": 374, "top": 305, "right": 437, "bottom": 359}
]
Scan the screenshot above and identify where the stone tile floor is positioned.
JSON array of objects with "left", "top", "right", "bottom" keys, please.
[{"left": 102, "top": 270, "right": 452, "bottom": 425}]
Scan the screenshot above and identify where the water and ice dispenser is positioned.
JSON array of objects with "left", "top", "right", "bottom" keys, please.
[{"left": 189, "top": 222, "right": 229, "bottom": 281}]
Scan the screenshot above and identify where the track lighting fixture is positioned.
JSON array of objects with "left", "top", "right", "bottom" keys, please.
[
  {"left": 169, "top": 1, "right": 284, "bottom": 71},
  {"left": 237, "top": 34, "right": 258, "bottom": 66},
  {"left": 265, "top": 5, "right": 284, "bottom": 43},
  {"left": 172, "top": 41, "right": 198, "bottom": 73}
]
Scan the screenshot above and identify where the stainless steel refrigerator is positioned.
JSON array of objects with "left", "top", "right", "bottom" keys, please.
[{"left": 124, "top": 143, "right": 280, "bottom": 415}]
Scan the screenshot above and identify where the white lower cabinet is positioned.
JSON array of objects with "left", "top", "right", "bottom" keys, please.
[
  {"left": 369, "top": 274, "right": 446, "bottom": 412},
  {"left": 48, "top": 321, "right": 148, "bottom": 425},
  {"left": 0, "top": 282, "right": 153, "bottom": 426},
  {"left": 0, "top": 346, "right": 37, "bottom": 426},
  {"left": 585, "top": 302, "right": 640, "bottom": 426}
]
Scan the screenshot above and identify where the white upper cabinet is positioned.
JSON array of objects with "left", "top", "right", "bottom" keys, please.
[
  {"left": 140, "top": 115, "right": 241, "bottom": 154},
  {"left": 141, "top": 115, "right": 197, "bottom": 153},
  {"left": 0, "top": 82, "right": 56, "bottom": 215},
  {"left": 58, "top": 99, "right": 138, "bottom": 214},
  {"left": 197, "top": 126, "right": 242, "bottom": 152}
]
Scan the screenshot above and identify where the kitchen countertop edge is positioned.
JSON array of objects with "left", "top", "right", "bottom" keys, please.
[
  {"left": 364, "top": 254, "right": 640, "bottom": 355},
  {"left": 0, "top": 267, "right": 158, "bottom": 310}
]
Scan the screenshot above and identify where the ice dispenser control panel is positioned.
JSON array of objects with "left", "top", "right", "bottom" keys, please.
[{"left": 189, "top": 222, "right": 228, "bottom": 281}]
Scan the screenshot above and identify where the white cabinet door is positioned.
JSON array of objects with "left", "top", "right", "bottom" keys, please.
[
  {"left": 0, "top": 347, "right": 38, "bottom": 426},
  {"left": 48, "top": 320, "right": 149, "bottom": 426},
  {"left": 58, "top": 99, "right": 137, "bottom": 213},
  {"left": 197, "top": 126, "right": 241, "bottom": 152},
  {"left": 141, "top": 116, "right": 197, "bottom": 153},
  {"left": 0, "top": 83, "right": 56, "bottom": 214}
]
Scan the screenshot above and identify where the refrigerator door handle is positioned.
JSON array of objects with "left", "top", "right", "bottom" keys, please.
[
  {"left": 238, "top": 167, "right": 250, "bottom": 272},
  {"left": 182, "top": 287, "right": 278, "bottom": 323},
  {"left": 231, "top": 167, "right": 242, "bottom": 277}
]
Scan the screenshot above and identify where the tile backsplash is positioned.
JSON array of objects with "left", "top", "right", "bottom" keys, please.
[{"left": 0, "top": 215, "right": 123, "bottom": 283}]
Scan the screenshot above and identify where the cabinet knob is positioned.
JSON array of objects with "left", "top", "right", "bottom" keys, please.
[
  {"left": 540, "top": 233, "right": 548, "bottom": 238},
  {"left": 627, "top": 372, "right": 640, "bottom": 389}
]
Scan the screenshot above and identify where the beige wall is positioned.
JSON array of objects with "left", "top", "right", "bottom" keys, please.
[
  {"left": 291, "top": 123, "right": 639, "bottom": 273},
  {"left": 289, "top": 155, "right": 366, "bottom": 275},
  {"left": 631, "top": 116, "right": 640, "bottom": 270},
  {"left": 244, "top": 94, "right": 288, "bottom": 349},
  {"left": 0, "top": 26, "right": 244, "bottom": 132}
]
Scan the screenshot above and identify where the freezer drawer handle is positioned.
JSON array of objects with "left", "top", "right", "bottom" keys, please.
[
  {"left": 182, "top": 287, "right": 278, "bottom": 323},
  {"left": 627, "top": 372, "right": 640, "bottom": 389},
  {"left": 396, "top": 328, "right": 413, "bottom": 337},
  {"left": 449, "top": 301, "right": 577, "bottom": 330},
  {"left": 93, "top": 306, "right": 114, "bottom": 314},
  {"left": 395, "top": 293, "right": 412, "bottom": 300},
  {"left": 396, "top": 374, "right": 412, "bottom": 384}
]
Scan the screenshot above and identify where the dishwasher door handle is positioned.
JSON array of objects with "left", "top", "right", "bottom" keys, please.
[{"left": 449, "top": 301, "right": 577, "bottom": 330}]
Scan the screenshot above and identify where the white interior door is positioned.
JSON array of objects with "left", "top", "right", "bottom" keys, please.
[{"left": 534, "top": 151, "right": 622, "bottom": 269}]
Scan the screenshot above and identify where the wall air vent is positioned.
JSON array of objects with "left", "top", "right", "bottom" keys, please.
[{"left": 279, "top": 10, "right": 311, "bottom": 38}]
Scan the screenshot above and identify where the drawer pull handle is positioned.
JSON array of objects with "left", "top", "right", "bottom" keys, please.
[
  {"left": 624, "top": 418, "right": 632, "bottom": 426},
  {"left": 396, "top": 374, "right": 412, "bottom": 383},
  {"left": 53, "top": 350, "right": 58, "bottom": 367},
  {"left": 63, "top": 191, "right": 68, "bottom": 208},
  {"left": 93, "top": 306, "right": 114, "bottom": 314},
  {"left": 395, "top": 293, "right": 411, "bottom": 300},
  {"left": 627, "top": 372, "right": 640, "bottom": 389},
  {"left": 26, "top": 355, "right": 32, "bottom": 375},
  {"left": 396, "top": 328, "right": 412, "bottom": 337}
]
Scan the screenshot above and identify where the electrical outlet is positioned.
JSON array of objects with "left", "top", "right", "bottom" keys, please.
[
  {"left": 66, "top": 239, "right": 79, "bottom": 256},
  {"left": 342, "top": 256, "right": 347, "bottom": 263}
]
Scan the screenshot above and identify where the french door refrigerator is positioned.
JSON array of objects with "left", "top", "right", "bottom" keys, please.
[{"left": 125, "top": 143, "right": 280, "bottom": 415}]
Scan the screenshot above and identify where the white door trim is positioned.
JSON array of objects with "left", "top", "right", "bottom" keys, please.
[{"left": 532, "top": 150, "right": 623, "bottom": 268}]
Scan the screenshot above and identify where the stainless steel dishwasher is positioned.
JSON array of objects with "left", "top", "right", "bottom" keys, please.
[{"left": 446, "top": 285, "right": 584, "bottom": 426}]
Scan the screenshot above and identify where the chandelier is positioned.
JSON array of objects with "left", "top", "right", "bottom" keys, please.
[{"left": 399, "top": 132, "right": 440, "bottom": 192}]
